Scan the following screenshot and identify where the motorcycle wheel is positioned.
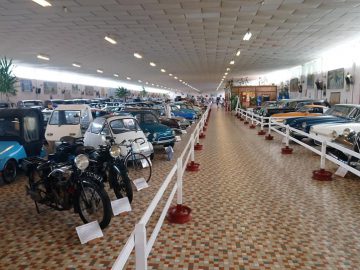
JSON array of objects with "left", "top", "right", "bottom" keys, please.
[
  {"left": 109, "top": 168, "right": 133, "bottom": 203},
  {"left": 125, "top": 153, "right": 152, "bottom": 183},
  {"left": 75, "top": 181, "right": 112, "bottom": 229},
  {"left": 3, "top": 159, "right": 17, "bottom": 184}
]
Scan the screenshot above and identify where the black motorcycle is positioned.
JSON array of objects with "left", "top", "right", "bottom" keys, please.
[
  {"left": 23, "top": 154, "right": 112, "bottom": 229},
  {"left": 55, "top": 136, "right": 133, "bottom": 203}
]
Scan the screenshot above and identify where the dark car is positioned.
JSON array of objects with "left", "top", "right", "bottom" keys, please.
[
  {"left": 262, "top": 99, "right": 316, "bottom": 117},
  {"left": 122, "top": 109, "right": 176, "bottom": 147},
  {"left": 284, "top": 104, "right": 360, "bottom": 139}
]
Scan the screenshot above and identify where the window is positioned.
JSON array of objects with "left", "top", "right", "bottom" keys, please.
[
  {"left": 327, "top": 106, "right": 354, "bottom": 117},
  {"left": 0, "top": 117, "right": 21, "bottom": 137},
  {"left": 23, "top": 116, "right": 39, "bottom": 142},
  {"left": 143, "top": 113, "right": 158, "bottom": 124},
  {"left": 90, "top": 118, "right": 105, "bottom": 134},
  {"left": 110, "top": 118, "right": 140, "bottom": 134},
  {"left": 49, "top": 110, "right": 81, "bottom": 125}
]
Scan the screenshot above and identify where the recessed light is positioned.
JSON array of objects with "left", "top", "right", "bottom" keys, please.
[
  {"left": 104, "top": 36, "right": 117, "bottom": 44},
  {"left": 151, "top": 83, "right": 154, "bottom": 86},
  {"left": 169, "top": 74, "right": 173, "bottom": 76},
  {"left": 113, "top": 74, "right": 119, "bottom": 77},
  {"left": 236, "top": 50, "right": 241, "bottom": 56},
  {"left": 179, "top": 79, "right": 182, "bottom": 82},
  {"left": 243, "top": 30, "right": 252, "bottom": 41},
  {"left": 37, "top": 54, "right": 50, "bottom": 61},
  {"left": 72, "top": 63, "right": 81, "bottom": 68},
  {"left": 156, "top": 84, "right": 159, "bottom": 87},
  {"left": 224, "top": 72, "right": 228, "bottom": 75},
  {"left": 226, "top": 68, "right": 230, "bottom": 71},
  {"left": 174, "top": 76, "right": 178, "bottom": 79},
  {"left": 146, "top": 82, "right": 149, "bottom": 84},
  {"left": 134, "top": 53, "right": 142, "bottom": 59},
  {"left": 32, "top": 0, "right": 52, "bottom": 7},
  {"left": 138, "top": 80, "right": 142, "bottom": 83},
  {"left": 230, "top": 60, "right": 235, "bottom": 65},
  {"left": 150, "top": 62, "right": 156, "bottom": 67},
  {"left": 97, "top": 69, "right": 103, "bottom": 73},
  {"left": 126, "top": 77, "right": 131, "bottom": 80},
  {"left": 161, "top": 69, "right": 166, "bottom": 72}
]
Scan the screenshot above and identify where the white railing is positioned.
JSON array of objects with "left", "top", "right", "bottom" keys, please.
[
  {"left": 112, "top": 105, "right": 210, "bottom": 270},
  {"left": 235, "top": 108, "right": 360, "bottom": 178}
]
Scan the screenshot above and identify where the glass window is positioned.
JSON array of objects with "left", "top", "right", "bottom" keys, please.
[
  {"left": 90, "top": 118, "right": 105, "bottom": 134},
  {"left": 0, "top": 117, "right": 20, "bottom": 137},
  {"left": 49, "top": 110, "right": 81, "bottom": 125},
  {"left": 327, "top": 106, "right": 354, "bottom": 117},
  {"left": 143, "top": 113, "right": 158, "bottom": 124},
  {"left": 23, "top": 101, "right": 43, "bottom": 107},
  {"left": 23, "top": 116, "right": 39, "bottom": 142},
  {"left": 110, "top": 118, "right": 140, "bottom": 134}
]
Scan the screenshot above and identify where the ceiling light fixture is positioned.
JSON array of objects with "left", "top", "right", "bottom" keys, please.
[
  {"left": 169, "top": 73, "right": 173, "bottom": 76},
  {"left": 97, "top": 69, "right": 103, "bottom": 73},
  {"left": 146, "top": 82, "right": 149, "bottom": 84},
  {"left": 236, "top": 49, "right": 241, "bottom": 56},
  {"left": 150, "top": 62, "right": 156, "bottom": 67},
  {"left": 72, "top": 63, "right": 81, "bottom": 68},
  {"left": 224, "top": 72, "right": 228, "bottom": 75},
  {"left": 138, "top": 80, "right": 142, "bottom": 83},
  {"left": 104, "top": 36, "right": 117, "bottom": 45},
  {"left": 32, "top": 0, "right": 52, "bottom": 7},
  {"left": 126, "top": 77, "right": 131, "bottom": 80},
  {"left": 113, "top": 74, "right": 119, "bottom": 77},
  {"left": 37, "top": 54, "right": 50, "bottom": 61},
  {"left": 243, "top": 30, "right": 252, "bottom": 41},
  {"left": 174, "top": 76, "right": 178, "bottom": 79},
  {"left": 230, "top": 60, "right": 235, "bottom": 65},
  {"left": 179, "top": 79, "right": 182, "bottom": 82},
  {"left": 226, "top": 68, "right": 230, "bottom": 71},
  {"left": 161, "top": 69, "right": 166, "bottom": 72},
  {"left": 134, "top": 53, "right": 142, "bottom": 59}
]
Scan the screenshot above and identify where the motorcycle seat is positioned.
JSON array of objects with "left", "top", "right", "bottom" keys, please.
[{"left": 76, "top": 146, "right": 96, "bottom": 155}]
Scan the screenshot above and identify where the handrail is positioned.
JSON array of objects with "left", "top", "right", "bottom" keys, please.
[
  {"left": 236, "top": 108, "right": 360, "bottom": 178},
  {"left": 112, "top": 104, "right": 211, "bottom": 270}
]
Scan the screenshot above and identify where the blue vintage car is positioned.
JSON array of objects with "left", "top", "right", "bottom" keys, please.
[
  {"left": 122, "top": 109, "right": 176, "bottom": 148},
  {"left": 0, "top": 109, "right": 46, "bottom": 183},
  {"left": 170, "top": 105, "right": 197, "bottom": 121},
  {"left": 284, "top": 104, "right": 360, "bottom": 138}
]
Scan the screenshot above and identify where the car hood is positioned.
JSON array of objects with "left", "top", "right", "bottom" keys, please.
[
  {"left": 311, "top": 122, "right": 360, "bottom": 134},
  {"left": 286, "top": 116, "right": 337, "bottom": 126},
  {"left": 272, "top": 112, "right": 321, "bottom": 118},
  {"left": 0, "top": 141, "right": 21, "bottom": 159}
]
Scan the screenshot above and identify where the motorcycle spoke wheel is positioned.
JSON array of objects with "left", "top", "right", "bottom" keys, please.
[{"left": 125, "top": 153, "right": 152, "bottom": 183}]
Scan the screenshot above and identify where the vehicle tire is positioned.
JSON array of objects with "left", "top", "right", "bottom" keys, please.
[
  {"left": 3, "top": 159, "right": 17, "bottom": 184},
  {"left": 75, "top": 181, "right": 112, "bottom": 229},
  {"left": 109, "top": 168, "right": 133, "bottom": 203},
  {"left": 125, "top": 153, "right": 152, "bottom": 183}
]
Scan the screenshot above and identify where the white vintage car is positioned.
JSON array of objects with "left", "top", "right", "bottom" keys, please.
[
  {"left": 309, "top": 121, "right": 360, "bottom": 143},
  {"left": 45, "top": 104, "right": 93, "bottom": 143},
  {"left": 83, "top": 115, "right": 154, "bottom": 159}
]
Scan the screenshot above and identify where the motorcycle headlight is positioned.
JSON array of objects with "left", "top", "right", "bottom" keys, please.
[
  {"left": 110, "top": 145, "right": 121, "bottom": 158},
  {"left": 343, "top": 128, "right": 353, "bottom": 138},
  {"left": 332, "top": 130, "right": 338, "bottom": 139},
  {"left": 301, "top": 122, "right": 307, "bottom": 129},
  {"left": 74, "top": 154, "right": 89, "bottom": 171}
]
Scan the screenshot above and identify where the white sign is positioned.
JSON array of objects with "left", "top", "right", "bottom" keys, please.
[
  {"left": 282, "top": 137, "right": 287, "bottom": 144},
  {"left": 141, "top": 159, "right": 149, "bottom": 168},
  {"left": 181, "top": 130, "right": 187, "bottom": 134},
  {"left": 111, "top": 197, "right": 132, "bottom": 216},
  {"left": 175, "top": 135, "right": 181, "bottom": 142},
  {"left": 335, "top": 166, "right": 348, "bottom": 177},
  {"left": 133, "top": 177, "right": 149, "bottom": 191},
  {"left": 76, "top": 221, "right": 103, "bottom": 244}
]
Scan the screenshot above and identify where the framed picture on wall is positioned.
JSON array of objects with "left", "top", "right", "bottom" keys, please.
[
  {"left": 329, "top": 92, "right": 341, "bottom": 105},
  {"left": 84, "top": 86, "right": 94, "bottom": 95},
  {"left": 20, "top": 79, "right": 33, "bottom": 92},
  {"left": 72, "top": 84, "right": 80, "bottom": 94},
  {"left": 327, "top": 68, "right": 344, "bottom": 89},
  {"left": 289, "top": 78, "right": 299, "bottom": 92},
  {"left": 307, "top": 74, "right": 314, "bottom": 88},
  {"left": 43, "top": 81, "right": 58, "bottom": 94}
]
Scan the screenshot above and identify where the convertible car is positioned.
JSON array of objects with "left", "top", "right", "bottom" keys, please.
[{"left": 271, "top": 105, "right": 328, "bottom": 121}]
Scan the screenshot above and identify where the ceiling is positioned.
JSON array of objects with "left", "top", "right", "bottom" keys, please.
[{"left": 1, "top": 0, "right": 360, "bottom": 93}]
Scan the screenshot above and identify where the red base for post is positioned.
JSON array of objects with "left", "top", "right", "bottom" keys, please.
[
  {"left": 205, "top": 122, "right": 208, "bottom": 126},
  {"left": 265, "top": 134, "right": 274, "bottom": 140},
  {"left": 281, "top": 146, "right": 293, "bottom": 154},
  {"left": 203, "top": 126, "right": 207, "bottom": 131},
  {"left": 239, "top": 117, "right": 244, "bottom": 121},
  {"left": 194, "top": 143, "right": 203, "bottom": 150},
  {"left": 186, "top": 161, "right": 200, "bottom": 171},
  {"left": 258, "top": 130, "right": 266, "bottom": 135},
  {"left": 167, "top": 204, "right": 192, "bottom": 224},
  {"left": 244, "top": 121, "right": 249, "bottom": 125},
  {"left": 199, "top": 133, "right": 206, "bottom": 139},
  {"left": 249, "top": 124, "right": 256, "bottom": 129},
  {"left": 312, "top": 169, "right": 333, "bottom": 181}
]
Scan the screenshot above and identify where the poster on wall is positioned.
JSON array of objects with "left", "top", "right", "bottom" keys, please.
[
  {"left": 307, "top": 74, "right": 314, "bottom": 88},
  {"left": 289, "top": 78, "right": 299, "bottom": 92},
  {"left": 85, "top": 86, "right": 94, "bottom": 95},
  {"left": 330, "top": 92, "right": 341, "bottom": 105},
  {"left": 327, "top": 68, "right": 344, "bottom": 89},
  {"left": 72, "top": 84, "right": 80, "bottom": 94},
  {"left": 21, "top": 79, "right": 33, "bottom": 92},
  {"left": 43, "top": 81, "right": 58, "bottom": 94}
]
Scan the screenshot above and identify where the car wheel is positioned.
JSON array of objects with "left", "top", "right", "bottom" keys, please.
[{"left": 3, "top": 159, "right": 17, "bottom": 184}]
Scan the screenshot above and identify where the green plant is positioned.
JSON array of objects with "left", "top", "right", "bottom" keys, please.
[
  {"left": 0, "top": 57, "right": 17, "bottom": 100},
  {"left": 115, "top": 86, "right": 129, "bottom": 101},
  {"left": 140, "top": 86, "right": 147, "bottom": 98}
]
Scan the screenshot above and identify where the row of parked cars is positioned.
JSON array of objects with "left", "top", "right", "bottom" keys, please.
[
  {"left": 252, "top": 99, "right": 360, "bottom": 169},
  {"left": 0, "top": 99, "right": 206, "bottom": 184}
]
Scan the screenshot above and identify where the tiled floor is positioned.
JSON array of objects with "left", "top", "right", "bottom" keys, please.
[{"left": 1, "top": 106, "right": 360, "bottom": 269}]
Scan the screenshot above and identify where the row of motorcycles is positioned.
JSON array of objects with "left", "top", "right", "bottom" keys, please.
[{"left": 23, "top": 136, "right": 148, "bottom": 229}]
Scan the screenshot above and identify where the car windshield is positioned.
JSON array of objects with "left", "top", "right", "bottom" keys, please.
[
  {"left": 24, "top": 101, "right": 43, "bottom": 107},
  {"left": 325, "top": 106, "right": 354, "bottom": 117},
  {"left": 49, "top": 110, "right": 81, "bottom": 125},
  {"left": 0, "top": 117, "right": 21, "bottom": 137},
  {"left": 143, "top": 113, "right": 159, "bottom": 124},
  {"left": 110, "top": 118, "right": 141, "bottom": 134}
]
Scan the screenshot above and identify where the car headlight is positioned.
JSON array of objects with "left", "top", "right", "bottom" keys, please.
[
  {"left": 331, "top": 130, "right": 338, "bottom": 139},
  {"left": 153, "top": 132, "right": 158, "bottom": 139},
  {"left": 74, "top": 154, "right": 89, "bottom": 171},
  {"left": 283, "top": 120, "right": 287, "bottom": 125},
  {"left": 301, "top": 122, "right": 307, "bottom": 129},
  {"left": 343, "top": 128, "right": 353, "bottom": 138},
  {"left": 110, "top": 145, "right": 121, "bottom": 158}
]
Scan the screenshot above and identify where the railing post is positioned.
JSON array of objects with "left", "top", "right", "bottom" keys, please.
[
  {"left": 285, "top": 124, "right": 290, "bottom": 147},
  {"left": 191, "top": 133, "right": 197, "bottom": 157},
  {"left": 320, "top": 140, "right": 326, "bottom": 169},
  {"left": 265, "top": 117, "right": 274, "bottom": 140},
  {"left": 135, "top": 223, "right": 147, "bottom": 270},
  {"left": 312, "top": 140, "right": 332, "bottom": 181},
  {"left": 176, "top": 158, "right": 183, "bottom": 205},
  {"left": 281, "top": 125, "right": 293, "bottom": 154}
]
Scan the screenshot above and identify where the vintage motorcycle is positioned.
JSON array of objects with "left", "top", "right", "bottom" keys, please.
[
  {"left": 23, "top": 153, "right": 112, "bottom": 229},
  {"left": 55, "top": 136, "right": 133, "bottom": 203}
]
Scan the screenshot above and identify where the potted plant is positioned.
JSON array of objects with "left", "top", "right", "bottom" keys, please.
[
  {"left": 115, "top": 86, "right": 130, "bottom": 102},
  {"left": 0, "top": 57, "right": 17, "bottom": 102}
]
